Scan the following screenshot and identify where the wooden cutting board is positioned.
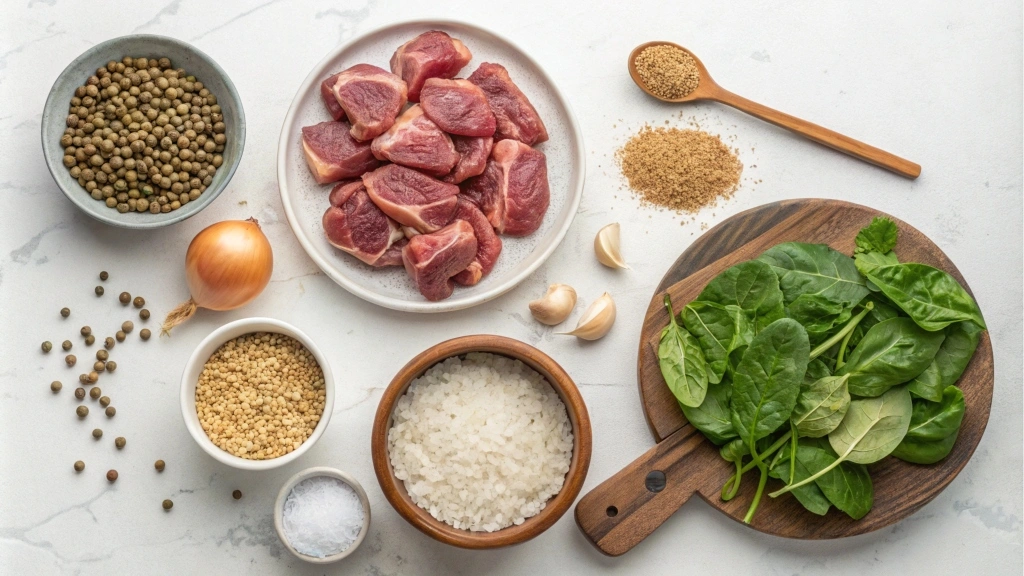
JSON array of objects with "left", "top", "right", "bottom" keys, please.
[{"left": 574, "top": 199, "right": 994, "bottom": 555}]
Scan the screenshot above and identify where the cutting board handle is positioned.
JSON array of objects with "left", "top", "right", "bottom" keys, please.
[{"left": 574, "top": 425, "right": 713, "bottom": 556}]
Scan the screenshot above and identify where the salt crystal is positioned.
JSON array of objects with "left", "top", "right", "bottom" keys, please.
[{"left": 282, "top": 476, "right": 364, "bottom": 558}]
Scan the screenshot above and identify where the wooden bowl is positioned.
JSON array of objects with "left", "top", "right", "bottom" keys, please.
[{"left": 371, "top": 335, "right": 592, "bottom": 549}]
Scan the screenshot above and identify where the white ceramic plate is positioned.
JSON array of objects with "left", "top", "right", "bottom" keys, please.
[{"left": 277, "top": 20, "right": 585, "bottom": 313}]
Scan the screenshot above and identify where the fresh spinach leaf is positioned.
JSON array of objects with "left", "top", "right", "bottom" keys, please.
[
  {"left": 786, "top": 293, "right": 852, "bottom": 334},
  {"left": 730, "top": 318, "right": 810, "bottom": 446},
  {"left": 758, "top": 242, "right": 870, "bottom": 309},
  {"left": 848, "top": 297, "right": 901, "bottom": 348},
  {"left": 855, "top": 250, "right": 899, "bottom": 277},
  {"left": 658, "top": 295, "right": 709, "bottom": 408},
  {"left": 892, "top": 386, "right": 965, "bottom": 464},
  {"left": 682, "top": 301, "right": 752, "bottom": 384},
  {"left": 680, "top": 377, "right": 736, "bottom": 445},
  {"left": 696, "top": 260, "right": 785, "bottom": 331},
  {"left": 793, "top": 446, "right": 874, "bottom": 520},
  {"left": 855, "top": 217, "right": 898, "bottom": 254},
  {"left": 805, "top": 359, "right": 832, "bottom": 384},
  {"left": 792, "top": 374, "right": 851, "bottom": 438},
  {"left": 866, "top": 263, "right": 986, "bottom": 331},
  {"left": 836, "top": 318, "right": 945, "bottom": 397},
  {"left": 828, "top": 386, "right": 913, "bottom": 464},
  {"left": 908, "top": 322, "right": 983, "bottom": 402},
  {"left": 720, "top": 438, "right": 749, "bottom": 462},
  {"left": 768, "top": 448, "right": 832, "bottom": 516}
]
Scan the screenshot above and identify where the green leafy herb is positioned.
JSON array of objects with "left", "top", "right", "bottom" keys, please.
[
  {"left": 855, "top": 251, "right": 899, "bottom": 277},
  {"left": 768, "top": 447, "right": 832, "bottom": 516},
  {"left": 696, "top": 260, "right": 785, "bottom": 331},
  {"left": 836, "top": 318, "right": 945, "bottom": 397},
  {"left": 791, "top": 374, "right": 851, "bottom": 438},
  {"left": 658, "top": 295, "right": 709, "bottom": 407},
  {"left": 679, "top": 378, "right": 737, "bottom": 445},
  {"left": 758, "top": 242, "right": 870, "bottom": 309},
  {"left": 855, "top": 217, "right": 898, "bottom": 254},
  {"left": 866, "top": 263, "right": 986, "bottom": 331},
  {"left": 908, "top": 322, "right": 982, "bottom": 402},
  {"left": 682, "top": 301, "right": 751, "bottom": 384},
  {"left": 892, "top": 386, "right": 966, "bottom": 464}
]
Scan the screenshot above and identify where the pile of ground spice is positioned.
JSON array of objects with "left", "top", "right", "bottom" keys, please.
[
  {"left": 616, "top": 125, "right": 743, "bottom": 213},
  {"left": 633, "top": 45, "right": 700, "bottom": 100}
]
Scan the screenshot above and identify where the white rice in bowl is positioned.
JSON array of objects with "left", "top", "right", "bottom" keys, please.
[{"left": 387, "top": 352, "right": 574, "bottom": 532}]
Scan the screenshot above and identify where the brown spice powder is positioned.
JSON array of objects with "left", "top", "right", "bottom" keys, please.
[
  {"left": 616, "top": 126, "right": 743, "bottom": 213},
  {"left": 634, "top": 45, "right": 700, "bottom": 100}
]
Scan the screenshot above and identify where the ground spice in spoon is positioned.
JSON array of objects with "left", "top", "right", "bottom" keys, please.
[
  {"left": 616, "top": 125, "right": 743, "bottom": 213},
  {"left": 634, "top": 45, "right": 700, "bottom": 100}
]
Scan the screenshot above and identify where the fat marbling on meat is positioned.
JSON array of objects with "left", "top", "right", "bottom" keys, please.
[
  {"left": 330, "top": 64, "right": 408, "bottom": 141},
  {"left": 420, "top": 78, "right": 496, "bottom": 137},
  {"left": 322, "top": 180, "right": 404, "bottom": 266},
  {"left": 362, "top": 164, "right": 459, "bottom": 233},
  {"left": 461, "top": 139, "right": 549, "bottom": 236},
  {"left": 402, "top": 219, "right": 478, "bottom": 301},
  {"left": 467, "top": 62, "right": 548, "bottom": 146},
  {"left": 370, "top": 105, "right": 459, "bottom": 176},
  {"left": 301, "top": 120, "right": 379, "bottom": 184},
  {"left": 390, "top": 30, "right": 472, "bottom": 102}
]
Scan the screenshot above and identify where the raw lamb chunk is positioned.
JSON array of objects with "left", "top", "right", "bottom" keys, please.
[
  {"left": 402, "top": 220, "right": 478, "bottom": 301},
  {"left": 420, "top": 78, "right": 496, "bottom": 137},
  {"left": 467, "top": 63, "right": 548, "bottom": 146},
  {"left": 322, "top": 181, "right": 404, "bottom": 266},
  {"left": 320, "top": 72, "right": 346, "bottom": 121},
  {"left": 301, "top": 121, "right": 379, "bottom": 184},
  {"left": 362, "top": 164, "right": 459, "bottom": 233},
  {"left": 370, "top": 105, "right": 459, "bottom": 176},
  {"left": 331, "top": 64, "right": 408, "bottom": 141},
  {"left": 443, "top": 136, "right": 493, "bottom": 184},
  {"left": 452, "top": 198, "right": 502, "bottom": 286},
  {"left": 390, "top": 31, "right": 472, "bottom": 102},
  {"left": 374, "top": 238, "right": 408, "bottom": 267},
  {"left": 461, "top": 139, "right": 549, "bottom": 236}
]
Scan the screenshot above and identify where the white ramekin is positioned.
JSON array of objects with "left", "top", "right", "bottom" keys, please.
[{"left": 274, "top": 467, "right": 371, "bottom": 563}]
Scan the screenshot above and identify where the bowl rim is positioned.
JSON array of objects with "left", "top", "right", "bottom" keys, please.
[
  {"left": 371, "top": 334, "right": 593, "bottom": 548},
  {"left": 178, "top": 317, "right": 334, "bottom": 471},
  {"left": 273, "top": 466, "right": 372, "bottom": 563},
  {"left": 41, "top": 33, "right": 246, "bottom": 229},
  {"left": 276, "top": 19, "right": 586, "bottom": 313}
]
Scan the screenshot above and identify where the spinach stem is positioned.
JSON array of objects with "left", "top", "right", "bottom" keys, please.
[
  {"left": 789, "top": 421, "right": 798, "bottom": 484},
  {"left": 721, "top": 431, "right": 794, "bottom": 502},
  {"left": 809, "top": 301, "right": 874, "bottom": 360},
  {"left": 737, "top": 431, "right": 792, "bottom": 476},
  {"left": 769, "top": 454, "right": 845, "bottom": 497},
  {"left": 744, "top": 464, "right": 769, "bottom": 524},
  {"left": 721, "top": 460, "right": 742, "bottom": 501},
  {"left": 835, "top": 327, "right": 855, "bottom": 369},
  {"left": 663, "top": 294, "right": 678, "bottom": 327}
]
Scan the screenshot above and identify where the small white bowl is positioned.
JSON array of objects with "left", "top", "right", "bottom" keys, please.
[
  {"left": 179, "top": 317, "right": 335, "bottom": 470},
  {"left": 274, "top": 467, "right": 371, "bottom": 563}
]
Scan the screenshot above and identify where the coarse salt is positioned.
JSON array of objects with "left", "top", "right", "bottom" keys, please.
[{"left": 282, "top": 476, "right": 364, "bottom": 558}]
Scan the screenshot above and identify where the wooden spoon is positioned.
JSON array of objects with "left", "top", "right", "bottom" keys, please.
[{"left": 628, "top": 42, "right": 921, "bottom": 179}]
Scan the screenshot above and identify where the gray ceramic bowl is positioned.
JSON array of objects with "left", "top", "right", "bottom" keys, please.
[{"left": 41, "top": 35, "right": 245, "bottom": 229}]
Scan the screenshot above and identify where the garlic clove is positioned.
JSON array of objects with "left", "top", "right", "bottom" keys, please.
[
  {"left": 594, "top": 223, "right": 629, "bottom": 269},
  {"left": 561, "top": 293, "right": 616, "bottom": 340},
  {"left": 529, "top": 284, "right": 577, "bottom": 326}
]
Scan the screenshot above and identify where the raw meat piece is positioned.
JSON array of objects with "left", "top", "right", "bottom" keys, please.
[
  {"left": 374, "top": 238, "right": 408, "bottom": 267},
  {"left": 301, "top": 121, "right": 379, "bottom": 184},
  {"left": 320, "top": 72, "right": 346, "bottom": 121},
  {"left": 467, "top": 63, "right": 548, "bottom": 146},
  {"left": 444, "top": 136, "right": 493, "bottom": 184},
  {"left": 443, "top": 136, "right": 493, "bottom": 184},
  {"left": 322, "top": 180, "right": 404, "bottom": 266},
  {"left": 370, "top": 105, "right": 459, "bottom": 175},
  {"left": 461, "top": 139, "right": 549, "bottom": 236},
  {"left": 331, "top": 64, "right": 408, "bottom": 141},
  {"left": 390, "top": 31, "right": 472, "bottom": 102},
  {"left": 420, "top": 78, "right": 496, "bottom": 137},
  {"left": 452, "top": 198, "right": 502, "bottom": 286},
  {"left": 362, "top": 164, "right": 459, "bottom": 233},
  {"left": 402, "top": 220, "right": 478, "bottom": 301}
]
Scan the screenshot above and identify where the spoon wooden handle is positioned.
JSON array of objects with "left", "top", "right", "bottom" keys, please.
[
  {"left": 710, "top": 87, "right": 921, "bottom": 179},
  {"left": 575, "top": 425, "right": 714, "bottom": 556}
]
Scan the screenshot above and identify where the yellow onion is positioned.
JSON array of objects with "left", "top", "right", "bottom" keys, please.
[{"left": 161, "top": 218, "right": 273, "bottom": 334}]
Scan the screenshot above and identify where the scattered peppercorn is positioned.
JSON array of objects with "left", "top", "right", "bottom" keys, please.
[
  {"left": 95, "top": 286, "right": 104, "bottom": 296},
  {"left": 100, "top": 271, "right": 109, "bottom": 281},
  {"left": 92, "top": 428, "right": 103, "bottom": 439},
  {"left": 116, "top": 331, "right": 126, "bottom": 342},
  {"left": 63, "top": 340, "right": 73, "bottom": 351},
  {"left": 106, "top": 361, "right": 118, "bottom": 372},
  {"left": 155, "top": 460, "right": 166, "bottom": 472},
  {"left": 140, "top": 308, "right": 151, "bottom": 320},
  {"left": 81, "top": 326, "right": 92, "bottom": 337},
  {"left": 79, "top": 374, "right": 90, "bottom": 384},
  {"left": 119, "top": 292, "right": 131, "bottom": 305},
  {"left": 100, "top": 396, "right": 111, "bottom": 407},
  {"left": 106, "top": 470, "right": 118, "bottom": 483},
  {"left": 232, "top": 490, "right": 242, "bottom": 500},
  {"left": 85, "top": 335, "right": 95, "bottom": 346},
  {"left": 122, "top": 321, "right": 134, "bottom": 333},
  {"left": 140, "top": 328, "right": 152, "bottom": 341},
  {"left": 76, "top": 405, "right": 89, "bottom": 417},
  {"left": 50, "top": 381, "right": 62, "bottom": 393},
  {"left": 61, "top": 307, "right": 71, "bottom": 318},
  {"left": 66, "top": 354, "right": 77, "bottom": 366},
  {"left": 94, "top": 360, "right": 106, "bottom": 372},
  {"left": 104, "top": 337, "right": 115, "bottom": 350},
  {"left": 96, "top": 349, "right": 109, "bottom": 361},
  {"left": 42, "top": 341, "right": 53, "bottom": 353},
  {"left": 90, "top": 387, "right": 102, "bottom": 399},
  {"left": 115, "top": 436, "right": 126, "bottom": 449},
  {"left": 74, "top": 460, "right": 85, "bottom": 472},
  {"left": 75, "top": 387, "right": 86, "bottom": 400},
  {"left": 105, "top": 406, "right": 116, "bottom": 417},
  {"left": 162, "top": 499, "right": 173, "bottom": 510},
  {"left": 88, "top": 371, "right": 99, "bottom": 383},
  {"left": 133, "top": 296, "right": 145, "bottom": 308}
]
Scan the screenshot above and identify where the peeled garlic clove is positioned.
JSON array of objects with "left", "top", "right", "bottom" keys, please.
[
  {"left": 595, "top": 223, "right": 628, "bottom": 269},
  {"left": 561, "top": 293, "right": 616, "bottom": 340},
  {"left": 529, "top": 284, "right": 577, "bottom": 325}
]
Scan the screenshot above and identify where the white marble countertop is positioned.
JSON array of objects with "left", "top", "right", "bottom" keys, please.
[{"left": 2, "top": 1, "right": 1021, "bottom": 574}]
